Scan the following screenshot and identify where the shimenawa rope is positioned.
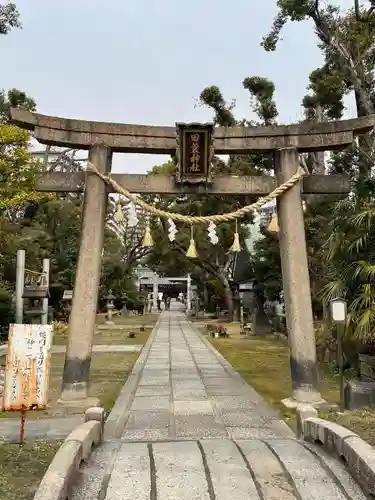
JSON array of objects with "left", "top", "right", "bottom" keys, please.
[{"left": 86, "top": 162, "right": 305, "bottom": 225}]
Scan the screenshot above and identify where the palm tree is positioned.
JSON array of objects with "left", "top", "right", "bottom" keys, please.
[{"left": 321, "top": 179, "right": 375, "bottom": 344}]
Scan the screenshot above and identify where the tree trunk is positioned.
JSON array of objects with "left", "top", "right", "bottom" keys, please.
[
  {"left": 220, "top": 275, "right": 234, "bottom": 322},
  {"left": 232, "top": 286, "right": 241, "bottom": 322},
  {"left": 252, "top": 287, "right": 270, "bottom": 335},
  {"left": 203, "top": 277, "right": 209, "bottom": 310}
]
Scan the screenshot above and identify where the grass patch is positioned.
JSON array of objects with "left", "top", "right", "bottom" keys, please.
[
  {"left": 1, "top": 351, "right": 139, "bottom": 419},
  {"left": 94, "top": 328, "right": 152, "bottom": 345},
  {"left": 0, "top": 440, "right": 61, "bottom": 500},
  {"left": 209, "top": 324, "right": 375, "bottom": 445},
  {"left": 53, "top": 314, "right": 157, "bottom": 345},
  {"left": 209, "top": 334, "right": 342, "bottom": 432},
  {"left": 53, "top": 325, "right": 152, "bottom": 346},
  {"left": 49, "top": 352, "right": 139, "bottom": 414},
  {"left": 96, "top": 314, "right": 159, "bottom": 325},
  {"left": 322, "top": 408, "right": 375, "bottom": 447}
]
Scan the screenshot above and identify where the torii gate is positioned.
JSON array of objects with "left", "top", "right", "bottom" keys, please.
[
  {"left": 135, "top": 267, "right": 193, "bottom": 312},
  {"left": 11, "top": 108, "right": 372, "bottom": 410}
]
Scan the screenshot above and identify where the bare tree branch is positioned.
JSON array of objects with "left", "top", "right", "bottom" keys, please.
[
  {"left": 354, "top": 0, "right": 375, "bottom": 21},
  {"left": 310, "top": 10, "right": 374, "bottom": 115}
]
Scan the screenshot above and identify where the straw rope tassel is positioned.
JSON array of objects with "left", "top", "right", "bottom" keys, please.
[
  {"left": 142, "top": 221, "right": 154, "bottom": 247},
  {"left": 268, "top": 211, "right": 279, "bottom": 233},
  {"left": 186, "top": 226, "right": 198, "bottom": 258},
  {"left": 114, "top": 200, "right": 125, "bottom": 223},
  {"left": 229, "top": 219, "right": 241, "bottom": 253}
]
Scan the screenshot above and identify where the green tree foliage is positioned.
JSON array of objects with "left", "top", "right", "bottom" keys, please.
[
  {"left": 0, "top": 88, "right": 36, "bottom": 122},
  {"left": 322, "top": 180, "right": 375, "bottom": 342},
  {"left": 199, "top": 78, "right": 284, "bottom": 308},
  {"left": 0, "top": 4, "right": 148, "bottom": 331},
  {"left": 146, "top": 159, "right": 249, "bottom": 319},
  {"left": 264, "top": 0, "right": 375, "bottom": 176},
  {"left": 262, "top": 1, "right": 375, "bottom": 342},
  {"left": 0, "top": 2, "right": 21, "bottom": 35},
  {"left": 0, "top": 124, "right": 47, "bottom": 214},
  {"left": 145, "top": 78, "right": 282, "bottom": 320}
]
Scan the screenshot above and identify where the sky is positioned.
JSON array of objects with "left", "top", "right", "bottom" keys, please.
[{"left": 1, "top": 0, "right": 357, "bottom": 173}]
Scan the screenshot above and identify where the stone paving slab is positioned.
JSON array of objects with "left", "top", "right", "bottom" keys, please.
[{"left": 71, "top": 438, "right": 367, "bottom": 500}]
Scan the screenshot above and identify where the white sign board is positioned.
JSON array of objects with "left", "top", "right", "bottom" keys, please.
[
  {"left": 3, "top": 324, "right": 53, "bottom": 411},
  {"left": 331, "top": 301, "right": 347, "bottom": 323}
]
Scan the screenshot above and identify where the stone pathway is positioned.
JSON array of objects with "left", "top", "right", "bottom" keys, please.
[
  {"left": 120, "top": 311, "right": 291, "bottom": 441},
  {"left": 70, "top": 311, "right": 367, "bottom": 499}
]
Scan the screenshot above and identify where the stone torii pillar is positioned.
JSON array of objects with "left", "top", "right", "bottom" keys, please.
[
  {"left": 60, "top": 145, "right": 112, "bottom": 406},
  {"left": 275, "top": 148, "right": 321, "bottom": 406}
]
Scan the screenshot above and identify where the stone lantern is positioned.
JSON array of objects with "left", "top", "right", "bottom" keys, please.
[
  {"left": 121, "top": 293, "right": 128, "bottom": 317},
  {"left": 194, "top": 296, "right": 200, "bottom": 318},
  {"left": 62, "top": 289, "right": 73, "bottom": 319},
  {"left": 105, "top": 290, "right": 116, "bottom": 324}
]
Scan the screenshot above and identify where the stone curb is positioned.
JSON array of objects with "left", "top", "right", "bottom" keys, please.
[
  {"left": 103, "top": 316, "right": 162, "bottom": 440},
  {"left": 295, "top": 403, "right": 318, "bottom": 438},
  {"left": 300, "top": 415, "right": 375, "bottom": 498},
  {"left": 33, "top": 407, "right": 105, "bottom": 500}
]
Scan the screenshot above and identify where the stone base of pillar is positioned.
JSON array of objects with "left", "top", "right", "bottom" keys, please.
[
  {"left": 105, "top": 320, "right": 115, "bottom": 325},
  {"left": 281, "top": 396, "right": 336, "bottom": 411},
  {"left": 56, "top": 396, "right": 100, "bottom": 415}
]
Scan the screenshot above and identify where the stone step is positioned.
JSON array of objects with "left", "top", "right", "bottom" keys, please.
[{"left": 70, "top": 438, "right": 366, "bottom": 500}]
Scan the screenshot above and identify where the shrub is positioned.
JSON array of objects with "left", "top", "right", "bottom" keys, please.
[{"left": 0, "top": 283, "right": 13, "bottom": 342}]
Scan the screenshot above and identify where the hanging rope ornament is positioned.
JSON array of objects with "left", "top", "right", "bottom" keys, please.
[
  {"left": 167, "top": 219, "right": 177, "bottom": 241},
  {"left": 114, "top": 200, "right": 125, "bottom": 223},
  {"left": 229, "top": 219, "right": 241, "bottom": 253},
  {"left": 186, "top": 226, "right": 198, "bottom": 258},
  {"left": 127, "top": 202, "right": 139, "bottom": 227},
  {"left": 207, "top": 222, "right": 218, "bottom": 245},
  {"left": 142, "top": 220, "right": 154, "bottom": 247},
  {"left": 88, "top": 161, "right": 305, "bottom": 250},
  {"left": 268, "top": 210, "right": 279, "bottom": 233},
  {"left": 88, "top": 162, "right": 305, "bottom": 225}
]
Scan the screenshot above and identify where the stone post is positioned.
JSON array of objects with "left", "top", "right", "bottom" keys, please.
[
  {"left": 59, "top": 146, "right": 111, "bottom": 405},
  {"left": 152, "top": 276, "right": 158, "bottom": 312},
  {"left": 15, "top": 249, "right": 25, "bottom": 323},
  {"left": 41, "top": 258, "right": 50, "bottom": 325},
  {"left": 275, "top": 147, "right": 323, "bottom": 406},
  {"left": 186, "top": 274, "right": 192, "bottom": 314}
]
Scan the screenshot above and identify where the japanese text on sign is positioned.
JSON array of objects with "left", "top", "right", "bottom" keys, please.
[
  {"left": 183, "top": 130, "right": 207, "bottom": 176},
  {"left": 3, "top": 324, "right": 53, "bottom": 411},
  {"left": 176, "top": 123, "right": 213, "bottom": 183},
  {"left": 189, "top": 133, "right": 201, "bottom": 172}
]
